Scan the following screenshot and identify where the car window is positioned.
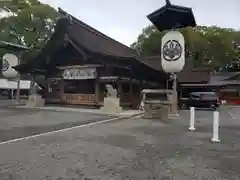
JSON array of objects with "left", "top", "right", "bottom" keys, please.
[
  {"left": 190, "top": 92, "right": 218, "bottom": 100},
  {"left": 203, "top": 94, "right": 216, "bottom": 98},
  {"left": 202, "top": 94, "right": 218, "bottom": 100},
  {"left": 190, "top": 94, "right": 199, "bottom": 99}
]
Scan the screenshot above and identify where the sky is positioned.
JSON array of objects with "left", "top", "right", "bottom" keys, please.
[{"left": 39, "top": 0, "right": 240, "bottom": 46}]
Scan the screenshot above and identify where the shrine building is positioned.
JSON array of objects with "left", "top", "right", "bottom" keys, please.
[{"left": 14, "top": 8, "right": 169, "bottom": 108}]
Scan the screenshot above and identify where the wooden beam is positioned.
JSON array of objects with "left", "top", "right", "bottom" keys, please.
[
  {"left": 0, "top": 40, "right": 29, "bottom": 50},
  {"left": 57, "top": 64, "right": 103, "bottom": 69},
  {"left": 95, "top": 69, "right": 100, "bottom": 105},
  {"left": 100, "top": 62, "right": 130, "bottom": 70},
  {"left": 60, "top": 78, "right": 64, "bottom": 99},
  {"left": 68, "top": 39, "right": 88, "bottom": 61},
  {"left": 117, "top": 77, "right": 122, "bottom": 99}
]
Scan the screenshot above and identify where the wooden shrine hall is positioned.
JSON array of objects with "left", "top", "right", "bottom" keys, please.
[{"left": 14, "top": 8, "right": 169, "bottom": 108}]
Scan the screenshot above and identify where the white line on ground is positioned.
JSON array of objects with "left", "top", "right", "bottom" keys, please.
[
  {"left": 0, "top": 114, "right": 141, "bottom": 146},
  {"left": 229, "top": 111, "right": 236, "bottom": 120},
  {"left": 132, "top": 114, "right": 143, "bottom": 119},
  {"left": 14, "top": 106, "right": 142, "bottom": 117}
]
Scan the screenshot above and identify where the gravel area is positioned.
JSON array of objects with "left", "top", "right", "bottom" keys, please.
[
  {"left": 0, "top": 108, "right": 114, "bottom": 143},
  {"left": 0, "top": 107, "right": 239, "bottom": 179}
]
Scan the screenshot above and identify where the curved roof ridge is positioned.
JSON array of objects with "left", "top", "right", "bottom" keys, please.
[{"left": 58, "top": 8, "right": 137, "bottom": 56}]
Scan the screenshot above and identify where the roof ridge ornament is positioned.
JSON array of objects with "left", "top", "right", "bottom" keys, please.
[
  {"left": 58, "top": 7, "right": 73, "bottom": 23},
  {"left": 165, "top": 0, "right": 171, "bottom": 5},
  {"left": 63, "top": 13, "right": 73, "bottom": 23},
  {"left": 67, "top": 14, "right": 73, "bottom": 23}
]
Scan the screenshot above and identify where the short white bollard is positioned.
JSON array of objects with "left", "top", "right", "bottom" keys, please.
[
  {"left": 188, "top": 107, "right": 196, "bottom": 131},
  {"left": 211, "top": 111, "right": 220, "bottom": 142}
]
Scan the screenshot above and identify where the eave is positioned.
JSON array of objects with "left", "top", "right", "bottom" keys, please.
[
  {"left": 147, "top": 0, "right": 196, "bottom": 31},
  {"left": 0, "top": 40, "right": 29, "bottom": 51}
]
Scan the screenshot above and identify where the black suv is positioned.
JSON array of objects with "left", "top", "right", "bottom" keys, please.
[{"left": 180, "top": 92, "right": 221, "bottom": 109}]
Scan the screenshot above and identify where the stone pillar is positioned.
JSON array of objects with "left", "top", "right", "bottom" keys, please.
[
  {"left": 29, "top": 75, "right": 35, "bottom": 96},
  {"left": 101, "top": 84, "right": 122, "bottom": 113},
  {"left": 26, "top": 75, "right": 45, "bottom": 108},
  {"left": 47, "top": 79, "right": 52, "bottom": 93},
  {"left": 171, "top": 73, "right": 178, "bottom": 115}
]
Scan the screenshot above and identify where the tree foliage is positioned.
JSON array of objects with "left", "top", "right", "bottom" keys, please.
[
  {"left": 0, "top": 0, "right": 59, "bottom": 63},
  {"left": 131, "top": 25, "right": 240, "bottom": 71}
]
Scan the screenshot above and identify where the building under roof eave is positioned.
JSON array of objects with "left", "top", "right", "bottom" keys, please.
[
  {"left": 0, "top": 78, "right": 40, "bottom": 90},
  {"left": 13, "top": 8, "right": 168, "bottom": 83}
]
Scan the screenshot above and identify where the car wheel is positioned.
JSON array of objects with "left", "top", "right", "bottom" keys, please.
[{"left": 210, "top": 104, "right": 217, "bottom": 110}]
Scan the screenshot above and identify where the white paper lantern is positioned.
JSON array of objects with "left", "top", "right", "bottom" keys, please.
[
  {"left": 161, "top": 31, "right": 185, "bottom": 73},
  {"left": 2, "top": 53, "right": 19, "bottom": 78}
]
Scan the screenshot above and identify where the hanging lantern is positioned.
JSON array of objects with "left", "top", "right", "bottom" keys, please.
[
  {"left": 161, "top": 31, "right": 185, "bottom": 73},
  {"left": 2, "top": 53, "right": 19, "bottom": 78}
]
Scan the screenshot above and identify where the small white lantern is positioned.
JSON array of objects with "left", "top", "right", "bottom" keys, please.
[{"left": 2, "top": 53, "right": 19, "bottom": 78}]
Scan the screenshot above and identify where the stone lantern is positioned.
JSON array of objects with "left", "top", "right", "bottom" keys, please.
[{"left": 146, "top": 0, "right": 197, "bottom": 115}]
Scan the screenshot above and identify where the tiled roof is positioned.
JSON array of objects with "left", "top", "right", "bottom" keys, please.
[
  {"left": 178, "top": 70, "right": 211, "bottom": 83},
  {"left": 139, "top": 56, "right": 162, "bottom": 72},
  {"left": 178, "top": 61, "right": 211, "bottom": 83},
  {"left": 208, "top": 72, "right": 240, "bottom": 86},
  {"left": 59, "top": 8, "right": 137, "bottom": 58}
]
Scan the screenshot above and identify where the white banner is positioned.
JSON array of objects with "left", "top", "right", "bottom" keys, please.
[
  {"left": 62, "top": 67, "right": 96, "bottom": 80},
  {"left": 161, "top": 31, "right": 185, "bottom": 73},
  {"left": 2, "top": 53, "right": 19, "bottom": 78}
]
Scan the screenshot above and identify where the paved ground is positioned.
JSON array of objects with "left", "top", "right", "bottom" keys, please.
[
  {"left": 0, "top": 108, "right": 114, "bottom": 143},
  {"left": 0, "top": 99, "right": 26, "bottom": 107},
  {"left": 17, "top": 105, "right": 142, "bottom": 117},
  {"left": 0, "top": 106, "right": 240, "bottom": 179}
]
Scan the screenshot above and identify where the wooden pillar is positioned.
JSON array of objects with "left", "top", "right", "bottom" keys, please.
[
  {"left": 130, "top": 77, "right": 133, "bottom": 94},
  {"left": 29, "top": 75, "right": 35, "bottom": 96},
  {"left": 47, "top": 79, "right": 52, "bottom": 92},
  {"left": 140, "top": 79, "right": 143, "bottom": 93},
  {"left": 117, "top": 78, "right": 122, "bottom": 106},
  {"left": 44, "top": 75, "right": 48, "bottom": 97},
  {"left": 117, "top": 78, "right": 122, "bottom": 97},
  {"left": 171, "top": 74, "right": 178, "bottom": 115},
  {"left": 95, "top": 69, "right": 100, "bottom": 105},
  {"left": 130, "top": 77, "right": 133, "bottom": 108},
  {"left": 139, "top": 79, "right": 143, "bottom": 106},
  {"left": 60, "top": 78, "right": 64, "bottom": 101}
]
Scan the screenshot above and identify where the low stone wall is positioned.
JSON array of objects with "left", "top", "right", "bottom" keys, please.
[
  {"left": 143, "top": 101, "right": 169, "bottom": 121},
  {"left": 101, "top": 97, "right": 122, "bottom": 114}
]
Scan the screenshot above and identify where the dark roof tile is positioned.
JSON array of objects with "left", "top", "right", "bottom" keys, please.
[
  {"left": 178, "top": 70, "right": 210, "bottom": 83},
  {"left": 139, "top": 56, "right": 162, "bottom": 72},
  {"left": 59, "top": 8, "right": 137, "bottom": 58}
]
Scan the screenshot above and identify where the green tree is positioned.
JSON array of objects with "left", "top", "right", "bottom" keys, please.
[
  {"left": 131, "top": 25, "right": 165, "bottom": 55},
  {"left": 0, "top": 0, "right": 58, "bottom": 63},
  {"left": 131, "top": 25, "right": 240, "bottom": 71}
]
